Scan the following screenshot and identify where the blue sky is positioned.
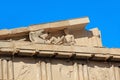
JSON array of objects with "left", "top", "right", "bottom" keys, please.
[{"left": 0, "top": 0, "right": 120, "bottom": 48}]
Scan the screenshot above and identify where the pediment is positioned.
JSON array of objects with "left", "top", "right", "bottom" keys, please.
[{"left": 0, "top": 17, "right": 102, "bottom": 47}]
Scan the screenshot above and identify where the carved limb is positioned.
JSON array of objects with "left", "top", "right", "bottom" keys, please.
[{"left": 29, "top": 29, "right": 46, "bottom": 43}]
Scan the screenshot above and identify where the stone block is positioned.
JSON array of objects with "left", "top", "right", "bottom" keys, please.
[
  {"left": 55, "top": 52, "right": 73, "bottom": 58},
  {"left": 69, "top": 17, "right": 90, "bottom": 26},
  {"left": 11, "top": 27, "right": 29, "bottom": 34},
  {"left": 49, "top": 20, "right": 69, "bottom": 31},
  {"left": 90, "top": 28, "right": 100, "bottom": 36},
  {"left": 0, "top": 41, "right": 13, "bottom": 48},
  {"left": 18, "top": 49, "right": 36, "bottom": 56},
  {"left": 0, "top": 29, "right": 11, "bottom": 36},
  {"left": 29, "top": 23, "right": 50, "bottom": 31},
  {"left": 38, "top": 51, "right": 55, "bottom": 57}
]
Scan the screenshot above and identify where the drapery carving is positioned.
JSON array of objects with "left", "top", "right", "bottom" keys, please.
[{"left": 29, "top": 29, "right": 76, "bottom": 45}]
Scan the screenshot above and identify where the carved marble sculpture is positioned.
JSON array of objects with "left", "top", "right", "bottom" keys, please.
[
  {"left": 48, "top": 36, "right": 64, "bottom": 44},
  {"left": 63, "top": 28, "right": 76, "bottom": 45},
  {"left": 29, "top": 29, "right": 48, "bottom": 44},
  {"left": 29, "top": 29, "right": 63, "bottom": 44},
  {"left": 1, "top": 17, "right": 117, "bottom": 80},
  {"left": 29, "top": 28, "right": 76, "bottom": 45}
]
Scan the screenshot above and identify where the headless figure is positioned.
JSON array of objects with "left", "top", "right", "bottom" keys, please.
[
  {"left": 64, "top": 28, "right": 75, "bottom": 45},
  {"left": 47, "top": 32, "right": 64, "bottom": 44},
  {"left": 29, "top": 29, "right": 48, "bottom": 43}
]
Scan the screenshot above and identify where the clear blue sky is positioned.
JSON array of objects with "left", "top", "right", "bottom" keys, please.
[{"left": 0, "top": 0, "right": 120, "bottom": 48}]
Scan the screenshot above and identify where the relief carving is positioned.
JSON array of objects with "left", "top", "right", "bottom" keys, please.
[
  {"left": 64, "top": 28, "right": 76, "bottom": 45},
  {"left": 29, "top": 29, "right": 48, "bottom": 44},
  {"left": 29, "top": 28, "right": 76, "bottom": 45},
  {"left": 16, "top": 65, "right": 31, "bottom": 80}
]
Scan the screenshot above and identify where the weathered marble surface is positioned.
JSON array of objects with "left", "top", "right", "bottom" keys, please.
[
  {"left": 0, "top": 41, "right": 120, "bottom": 61},
  {"left": 0, "top": 17, "right": 102, "bottom": 47},
  {"left": 0, "top": 57, "right": 120, "bottom": 80},
  {"left": 0, "top": 17, "right": 119, "bottom": 80}
]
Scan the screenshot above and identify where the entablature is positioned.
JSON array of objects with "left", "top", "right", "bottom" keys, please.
[{"left": 0, "top": 41, "right": 119, "bottom": 61}]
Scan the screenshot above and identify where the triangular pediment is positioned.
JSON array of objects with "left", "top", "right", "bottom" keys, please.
[{"left": 0, "top": 17, "right": 102, "bottom": 47}]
